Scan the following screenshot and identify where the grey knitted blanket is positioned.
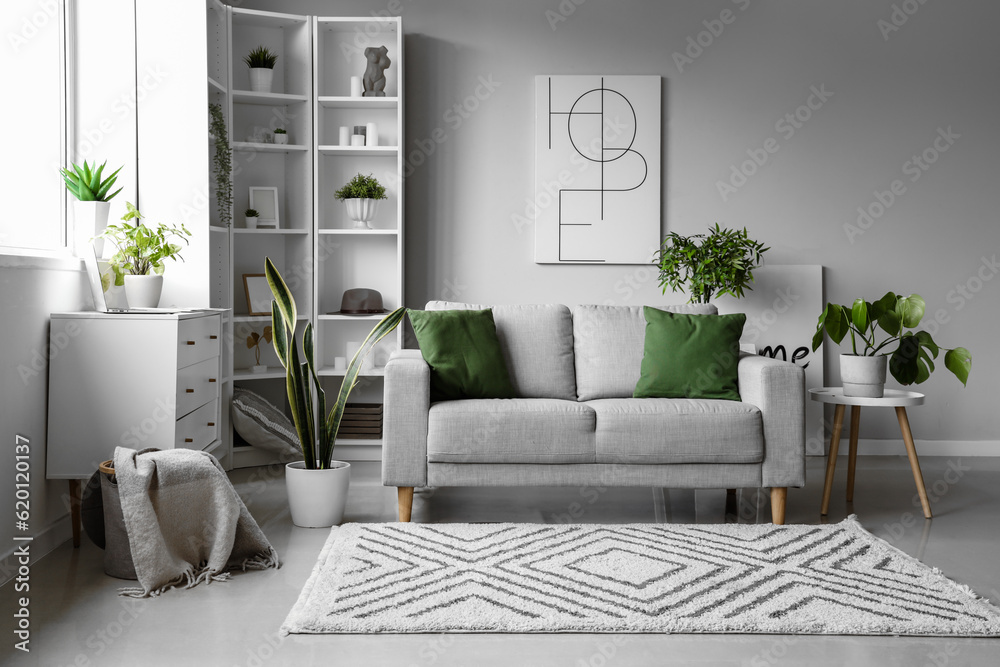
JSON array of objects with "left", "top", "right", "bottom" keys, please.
[{"left": 113, "top": 447, "right": 280, "bottom": 597}]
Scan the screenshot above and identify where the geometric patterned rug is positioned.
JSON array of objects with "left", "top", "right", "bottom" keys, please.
[{"left": 281, "top": 517, "right": 1000, "bottom": 635}]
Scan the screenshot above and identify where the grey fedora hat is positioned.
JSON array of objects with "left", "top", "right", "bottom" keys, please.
[{"left": 330, "top": 288, "right": 389, "bottom": 315}]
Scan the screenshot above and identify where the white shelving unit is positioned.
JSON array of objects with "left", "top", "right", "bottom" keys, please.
[
  {"left": 208, "top": 8, "right": 403, "bottom": 467},
  {"left": 314, "top": 16, "right": 404, "bottom": 462}
]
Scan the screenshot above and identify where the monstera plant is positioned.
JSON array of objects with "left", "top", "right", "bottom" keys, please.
[{"left": 812, "top": 292, "right": 971, "bottom": 397}]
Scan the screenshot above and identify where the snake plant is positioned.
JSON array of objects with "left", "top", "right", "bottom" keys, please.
[
  {"left": 265, "top": 257, "right": 404, "bottom": 469},
  {"left": 60, "top": 160, "right": 123, "bottom": 202}
]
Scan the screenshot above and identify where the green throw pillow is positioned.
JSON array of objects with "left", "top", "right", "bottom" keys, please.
[
  {"left": 408, "top": 308, "right": 517, "bottom": 402},
  {"left": 634, "top": 307, "right": 747, "bottom": 401}
]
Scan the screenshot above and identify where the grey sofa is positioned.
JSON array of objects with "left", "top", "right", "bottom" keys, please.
[{"left": 382, "top": 302, "right": 805, "bottom": 524}]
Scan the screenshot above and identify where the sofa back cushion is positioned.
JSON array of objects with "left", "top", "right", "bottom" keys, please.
[
  {"left": 573, "top": 304, "right": 718, "bottom": 401},
  {"left": 426, "top": 301, "right": 577, "bottom": 400}
]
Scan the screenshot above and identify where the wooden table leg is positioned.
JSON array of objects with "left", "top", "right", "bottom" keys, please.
[
  {"left": 896, "top": 406, "right": 932, "bottom": 519},
  {"left": 68, "top": 479, "right": 81, "bottom": 548},
  {"left": 821, "top": 404, "right": 846, "bottom": 515},
  {"left": 846, "top": 406, "right": 862, "bottom": 502}
]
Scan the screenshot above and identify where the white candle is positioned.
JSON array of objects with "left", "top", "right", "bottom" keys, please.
[
  {"left": 350, "top": 76, "right": 362, "bottom": 97},
  {"left": 365, "top": 122, "right": 378, "bottom": 147},
  {"left": 351, "top": 134, "right": 365, "bottom": 147},
  {"left": 339, "top": 126, "right": 350, "bottom": 146}
]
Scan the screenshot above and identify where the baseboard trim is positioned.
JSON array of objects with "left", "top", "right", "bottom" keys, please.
[
  {"left": 0, "top": 515, "right": 72, "bottom": 586},
  {"left": 844, "top": 439, "right": 1000, "bottom": 457}
]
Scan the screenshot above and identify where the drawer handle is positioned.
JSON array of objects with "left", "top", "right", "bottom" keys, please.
[
  {"left": 186, "top": 341, "right": 196, "bottom": 346},
  {"left": 207, "top": 422, "right": 215, "bottom": 427},
  {"left": 184, "top": 438, "right": 193, "bottom": 443},
  {"left": 185, "top": 389, "right": 194, "bottom": 394},
  {"left": 209, "top": 378, "right": 217, "bottom": 383},
  {"left": 210, "top": 335, "right": 218, "bottom": 340}
]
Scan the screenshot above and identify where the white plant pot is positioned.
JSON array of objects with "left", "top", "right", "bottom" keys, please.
[
  {"left": 245, "top": 216, "right": 258, "bottom": 229},
  {"left": 248, "top": 68, "right": 273, "bottom": 93},
  {"left": 286, "top": 461, "right": 351, "bottom": 528},
  {"left": 841, "top": 354, "right": 887, "bottom": 398},
  {"left": 344, "top": 198, "right": 379, "bottom": 230},
  {"left": 123, "top": 274, "right": 163, "bottom": 309},
  {"left": 73, "top": 200, "right": 111, "bottom": 258},
  {"left": 274, "top": 134, "right": 288, "bottom": 145},
  {"left": 251, "top": 364, "right": 267, "bottom": 374}
]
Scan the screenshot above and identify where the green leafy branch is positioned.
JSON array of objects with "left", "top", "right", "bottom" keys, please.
[
  {"left": 97, "top": 202, "right": 192, "bottom": 286},
  {"left": 209, "top": 104, "right": 233, "bottom": 227},
  {"left": 334, "top": 173, "right": 387, "bottom": 200}
]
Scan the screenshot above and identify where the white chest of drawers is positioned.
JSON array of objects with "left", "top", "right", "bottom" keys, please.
[{"left": 46, "top": 310, "right": 225, "bottom": 479}]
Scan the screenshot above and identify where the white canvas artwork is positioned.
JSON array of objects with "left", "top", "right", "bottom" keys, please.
[
  {"left": 714, "top": 265, "right": 826, "bottom": 456},
  {"left": 534, "top": 75, "right": 661, "bottom": 264}
]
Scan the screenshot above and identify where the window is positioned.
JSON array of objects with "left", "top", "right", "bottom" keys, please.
[{"left": 1, "top": 0, "right": 67, "bottom": 251}]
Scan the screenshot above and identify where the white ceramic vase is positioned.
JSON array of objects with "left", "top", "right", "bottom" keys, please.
[
  {"left": 124, "top": 274, "right": 163, "bottom": 309},
  {"left": 285, "top": 461, "right": 351, "bottom": 528},
  {"left": 73, "top": 200, "right": 111, "bottom": 257},
  {"left": 344, "top": 198, "right": 379, "bottom": 230},
  {"left": 248, "top": 68, "right": 273, "bottom": 93},
  {"left": 841, "top": 354, "right": 887, "bottom": 398}
]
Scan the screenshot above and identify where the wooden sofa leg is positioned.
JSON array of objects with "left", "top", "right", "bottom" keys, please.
[
  {"left": 770, "top": 487, "right": 787, "bottom": 525},
  {"left": 398, "top": 487, "right": 414, "bottom": 522}
]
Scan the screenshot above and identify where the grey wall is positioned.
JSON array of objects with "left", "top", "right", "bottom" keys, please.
[{"left": 252, "top": 0, "right": 999, "bottom": 443}]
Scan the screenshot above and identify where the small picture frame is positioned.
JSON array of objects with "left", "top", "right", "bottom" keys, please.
[
  {"left": 249, "top": 186, "right": 279, "bottom": 229},
  {"left": 242, "top": 274, "right": 272, "bottom": 316}
]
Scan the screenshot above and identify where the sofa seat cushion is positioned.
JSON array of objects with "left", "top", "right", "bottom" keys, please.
[
  {"left": 588, "top": 398, "right": 764, "bottom": 464},
  {"left": 573, "top": 304, "right": 717, "bottom": 401},
  {"left": 427, "top": 301, "right": 577, "bottom": 400},
  {"left": 427, "top": 399, "right": 596, "bottom": 464}
]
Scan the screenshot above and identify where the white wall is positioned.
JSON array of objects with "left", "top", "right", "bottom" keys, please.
[{"left": 243, "top": 0, "right": 1000, "bottom": 445}]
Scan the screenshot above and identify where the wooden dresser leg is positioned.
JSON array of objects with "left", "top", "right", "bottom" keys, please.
[
  {"left": 770, "top": 487, "right": 787, "bottom": 525},
  {"left": 69, "top": 479, "right": 81, "bottom": 548},
  {"left": 397, "top": 487, "right": 414, "bottom": 522}
]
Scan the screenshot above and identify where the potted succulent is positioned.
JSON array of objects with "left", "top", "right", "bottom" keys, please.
[
  {"left": 244, "top": 45, "right": 277, "bottom": 93},
  {"left": 334, "top": 173, "right": 388, "bottom": 230},
  {"left": 97, "top": 202, "right": 192, "bottom": 308},
  {"left": 245, "top": 208, "right": 260, "bottom": 229},
  {"left": 273, "top": 128, "right": 288, "bottom": 145},
  {"left": 265, "top": 257, "right": 404, "bottom": 527},
  {"left": 812, "top": 293, "right": 971, "bottom": 397},
  {"left": 247, "top": 326, "right": 272, "bottom": 373},
  {"left": 60, "top": 160, "right": 123, "bottom": 257},
  {"left": 654, "top": 223, "right": 769, "bottom": 304}
]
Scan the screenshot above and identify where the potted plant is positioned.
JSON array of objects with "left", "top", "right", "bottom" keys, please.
[
  {"left": 334, "top": 173, "right": 388, "bottom": 230},
  {"left": 245, "top": 208, "right": 260, "bottom": 229},
  {"left": 97, "top": 202, "right": 192, "bottom": 308},
  {"left": 273, "top": 128, "right": 288, "bottom": 145},
  {"left": 812, "top": 293, "right": 972, "bottom": 397},
  {"left": 654, "top": 223, "right": 769, "bottom": 304},
  {"left": 265, "top": 257, "right": 404, "bottom": 527},
  {"left": 244, "top": 45, "right": 277, "bottom": 93},
  {"left": 60, "top": 160, "right": 123, "bottom": 257},
  {"left": 247, "top": 326, "right": 272, "bottom": 373}
]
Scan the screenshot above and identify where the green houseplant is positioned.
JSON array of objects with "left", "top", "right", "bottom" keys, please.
[
  {"left": 244, "top": 208, "right": 259, "bottom": 229},
  {"left": 654, "top": 223, "right": 769, "bottom": 304},
  {"left": 265, "top": 257, "right": 404, "bottom": 526},
  {"left": 812, "top": 292, "right": 971, "bottom": 397},
  {"left": 334, "top": 173, "right": 388, "bottom": 230},
  {"left": 98, "top": 202, "right": 192, "bottom": 308},
  {"left": 60, "top": 160, "right": 124, "bottom": 256},
  {"left": 244, "top": 45, "right": 277, "bottom": 93},
  {"left": 209, "top": 104, "right": 233, "bottom": 227},
  {"left": 273, "top": 127, "right": 288, "bottom": 145}
]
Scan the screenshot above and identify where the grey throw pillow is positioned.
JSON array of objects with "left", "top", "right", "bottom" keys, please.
[{"left": 231, "top": 388, "right": 302, "bottom": 459}]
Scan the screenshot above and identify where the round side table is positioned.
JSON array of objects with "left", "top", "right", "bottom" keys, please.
[{"left": 809, "top": 387, "right": 931, "bottom": 519}]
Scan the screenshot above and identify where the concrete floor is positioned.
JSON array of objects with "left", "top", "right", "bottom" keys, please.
[{"left": 2, "top": 455, "right": 999, "bottom": 666}]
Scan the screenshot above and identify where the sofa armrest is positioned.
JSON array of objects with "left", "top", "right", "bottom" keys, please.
[
  {"left": 738, "top": 354, "right": 806, "bottom": 488},
  {"left": 382, "top": 349, "right": 430, "bottom": 487}
]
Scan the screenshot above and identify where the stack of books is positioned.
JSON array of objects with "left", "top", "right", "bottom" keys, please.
[{"left": 338, "top": 403, "right": 383, "bottom": 440}]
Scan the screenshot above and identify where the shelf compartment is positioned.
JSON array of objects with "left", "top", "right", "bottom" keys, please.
[
  {"left": 318, "top": 96, "right": 399, "bottom": 109},
  {"left": 232, "top": 141, "right": 309, "bottom": 153},
  {"left": 317, "top": 145, "right": 398, "bottom": 157},
  {"left": 208, "top": 77, "right": 227, "bottom": 95},
  {"left": 233, "top": 367, "right": 287, "bottom": 380},
  {"left": 232, "top": 90, "right": 309, "bottom": 106}
]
